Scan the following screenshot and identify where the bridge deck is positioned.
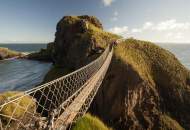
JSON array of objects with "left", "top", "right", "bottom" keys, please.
[
  {"left": 0, "top": 45, "right": 114, "bottom": 130},
  {"left": 54, "top": 49, "right": 113, "bottom": 129}
]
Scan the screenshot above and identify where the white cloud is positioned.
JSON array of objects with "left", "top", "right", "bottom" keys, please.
[
  {"left": 166, "top": 32, "right": 184, "bottom": 39},
  {"left": 143, "top": 22, "right": 153, "bottom": 30},
  {"left": 166, "top": 32, "right": 173, "bottom": 38},
  {"left": 132, "top": 19, "right": 190, "bottom": 33},
  {"left": 109, "top": 26, "right": 129, "bottom": 35},
  {"left": 130, "top": 19, "right": 190, "bottom": 34},
  {"left": 132, "top": 28, "right": 142, "bottom": 33},
  {"left": 176, "top": 32, "right": 184, "bottom": 39},
  {"left": 102, "top": 0, "right": 115, "bottom": 6},
  {"left": 108, "top": 19, "right": 190, "bottom": 43},
  {"left": 114, "top": 11, "right": 118, "bottom": 16},
  {"left": 154, "top": 19, "right": 190, "bottom": 31},
  {"left": 111, "top": 17, "right": 118, "bottom": 21},
  {"left": 111, "top": 11, "right": 118, "bottom": 21}
]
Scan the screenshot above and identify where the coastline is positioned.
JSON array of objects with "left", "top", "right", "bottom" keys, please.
[{"left": 0, "top": 52, "right": 30, "bottom": 61}]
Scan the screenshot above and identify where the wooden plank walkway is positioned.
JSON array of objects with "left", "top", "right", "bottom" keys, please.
[{"left": 54, "top": 49, "right": 113, "bottom": 130}]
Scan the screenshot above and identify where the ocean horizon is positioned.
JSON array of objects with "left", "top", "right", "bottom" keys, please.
[
  {"left": 0, "top": 43, "right": 47, "bottom": 52},
  {"left": 0, "top": 43, "right": 189, "bottom": 92},
  {"left": 0, "top": 42, "right": 189, "bottom": 68}
]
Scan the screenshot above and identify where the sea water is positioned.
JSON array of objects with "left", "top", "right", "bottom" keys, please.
[
  {"left": 0, "top": 43, "right": 51, "bottom": 92},
  {"left": 0, "top": 43, "right": 189, "bottom": 92}
]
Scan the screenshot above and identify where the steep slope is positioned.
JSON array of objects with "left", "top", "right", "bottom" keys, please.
[
  {"left": 33, "top": 15, "right": 190, "bottom": 130},
  {"left": 43, "top": 15, "right": 120, "bottom": 82},
  {"left": 91, "top": 39, "right": 190, "bottom": 129}
]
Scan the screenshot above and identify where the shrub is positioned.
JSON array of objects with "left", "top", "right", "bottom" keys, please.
[
  {"left": 0, "top": 91, "right": 36, "bottom": 127},
  {"left": 72, "top": 113, "right": 112, "bottom": 130},
  {"left": 161, "top": 115, "right": 184, "bottom": 130}
]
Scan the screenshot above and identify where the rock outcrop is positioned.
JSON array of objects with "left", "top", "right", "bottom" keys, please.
[
  {"left": 27, "top": 42, "right": 54, "bottom": 62},
  {"left": 43, "top": 15, "right": 119, "bottom": 82},
  {"left": 0, "top": 47, "right": 22, "bottom": 60},
  {"left": 53, "top": 15, "right": 114, "bottom": 69},
  {"left": 36, "top": 15, "right": 190, "bottom": 130}
]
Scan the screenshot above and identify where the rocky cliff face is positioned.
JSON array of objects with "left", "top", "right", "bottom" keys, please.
[
  {"left": 43, "top": 15, "right": 119, "bottom": 82},
  {"left": 53, "top": 15, "right": 113, "bottom": 69},
  {"left": 27, "top": 42, "right": 54, "bottom": 62},
  {"left": 41, "top": 15, "right": 190, "bottom": 130}
]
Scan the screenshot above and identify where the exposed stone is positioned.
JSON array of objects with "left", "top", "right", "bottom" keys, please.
[
  {"left": 52, "top": 15, "right": 117, "bottom": 69},
  {"left": 90, "top": 39, "right": 190, "bottom": 130},
  {"left": 27, "top": 42, "right": 54, "bottom": 62}
]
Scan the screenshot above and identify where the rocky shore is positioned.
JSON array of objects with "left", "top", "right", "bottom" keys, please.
[{"left": 0, "top": 47, "right": 23, "bottom": 60}]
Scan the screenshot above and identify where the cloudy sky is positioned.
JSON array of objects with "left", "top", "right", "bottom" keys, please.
[{"left": 0, "top": 0, "right": 190, "bottom": 43}]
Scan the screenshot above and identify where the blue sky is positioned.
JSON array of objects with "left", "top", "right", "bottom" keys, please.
[{"left": 0, "top": 0, "right": 190, "bottom": 43}]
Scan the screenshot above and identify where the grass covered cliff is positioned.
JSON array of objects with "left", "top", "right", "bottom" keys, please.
[
  {"left": 94, "top": 38, "right": 190, "bottom": 129},
  {"left": 28, "top": 15, "right": 190, "bottom": 130}
]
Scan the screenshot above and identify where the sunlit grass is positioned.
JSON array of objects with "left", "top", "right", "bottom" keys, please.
[
  {"left": 72, "top": 113, "right": 112, "bottom": 130},
  {"left": 0, "top": 91, "right": 36, "bottom": 127},
  {"left": 115, "top": 38, "right": 190, "bottom": 88}
]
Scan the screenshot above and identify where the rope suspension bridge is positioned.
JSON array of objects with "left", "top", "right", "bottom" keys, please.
[{"left": 0, "top": 44, "right": 114, "bottom": 130}]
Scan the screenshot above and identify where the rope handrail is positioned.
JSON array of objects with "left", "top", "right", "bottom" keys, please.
[
  {"left": 0, "top": 46, "right": 109, "bottom": 106},
  {"left": 0, "top": 45, "right": 113, "bottom": 130},
  {"left": 55, "top": 47, "right": 113, "bottom": 129}
]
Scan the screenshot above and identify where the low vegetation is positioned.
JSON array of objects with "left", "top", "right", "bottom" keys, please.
[
  {"left": 160, "top": 115, "right": 184, "bottom": 130},
  {"left": 72, "top": 113, "right": 112, "bottom": 130},
  {"left": 115, "top": 38, "right": 190, "bottom": 88},
  {"left": 0, "top": 47, "right": 21, "bottom": 60},
  {"left": 0, "top": 91, "right": 36, "bottom": 128}
]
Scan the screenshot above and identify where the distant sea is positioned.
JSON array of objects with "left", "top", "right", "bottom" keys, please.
[
  {"left": 0, "top": 43, "right": 189, "bottom": 92},
  {"left": 0, "top": 43, "right": 47, "bottom": 52},
  {"left": 158, "top": 43, "right": 190, "bottom": 69}
]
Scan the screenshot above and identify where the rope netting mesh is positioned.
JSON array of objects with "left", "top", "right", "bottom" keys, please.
[{"left": 0, "top": 45, "right": 113, "bottom": 130}]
